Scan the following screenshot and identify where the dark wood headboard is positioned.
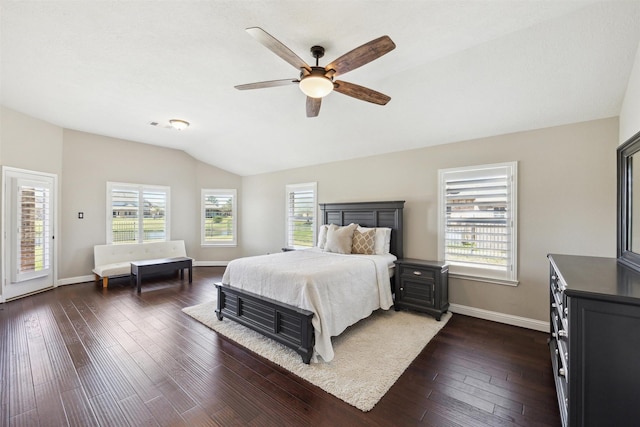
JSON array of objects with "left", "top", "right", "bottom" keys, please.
[{"left": 319, "top": 201, "right": 405, "bottom": 259}]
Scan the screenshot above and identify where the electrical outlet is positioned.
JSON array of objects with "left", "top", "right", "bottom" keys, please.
[{"left": 78, "top": 212, "right": 84, "bottom": 219}]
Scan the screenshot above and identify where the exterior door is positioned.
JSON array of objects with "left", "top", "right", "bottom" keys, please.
[{"left": 2, "top": 167, "right": 56, "bottom": 301}]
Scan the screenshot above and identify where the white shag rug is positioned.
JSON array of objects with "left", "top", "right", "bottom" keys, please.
[{"left": 182, "top": 301, "right": 451, "bottom": 412}]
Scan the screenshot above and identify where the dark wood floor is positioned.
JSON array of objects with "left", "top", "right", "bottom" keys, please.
[{"left": 0, "top": 267, "right": 560, "bottom": 427}]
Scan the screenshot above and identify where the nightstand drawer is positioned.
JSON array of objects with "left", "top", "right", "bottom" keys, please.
[{"left": 398, "top": 265, "right": 436, "bottom": 282}]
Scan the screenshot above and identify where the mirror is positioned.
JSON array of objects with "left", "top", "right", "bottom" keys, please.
[
  {"left": 632, "top": 153, "right": 640, "bottom": 252},
  {"left": 618, "top": 130, "right": 640, "bottom": 270}
]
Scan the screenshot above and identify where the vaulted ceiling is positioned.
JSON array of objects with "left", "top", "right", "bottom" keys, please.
[{"left": 2, "top": 1, "right": 640, "bottom": 176}]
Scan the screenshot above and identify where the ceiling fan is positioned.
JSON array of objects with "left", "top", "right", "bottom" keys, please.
[{"left": 235, "top": 27, "right": 396, "bottom": 117}]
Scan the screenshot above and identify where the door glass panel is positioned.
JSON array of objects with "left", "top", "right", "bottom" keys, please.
[{"left": 13, "top": 179, "right": 52, "bottom": 283}]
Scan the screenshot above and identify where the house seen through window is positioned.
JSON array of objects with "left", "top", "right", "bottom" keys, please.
[
  {"left": 438, "top": 162, "right": 518, "bottom": 285},
  {"left": 107, "top": 182, "right": 170, "bottom": 244},
  {"left": 16, "top": 182, "right": 51, "bottom": 281},
  {"left": 202, "top": 189, "right": 237, "bottom": 246}
]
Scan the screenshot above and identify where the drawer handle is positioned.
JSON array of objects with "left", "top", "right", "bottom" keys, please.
[{"left": 413, "top": 271, "right": 422, "bottom": 276}]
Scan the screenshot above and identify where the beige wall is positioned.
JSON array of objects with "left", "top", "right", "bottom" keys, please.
[
  {"left": 0, "top": 105, "right": 622, "bottom": 324},
  {"left": 0, "top": 107, "right": 64, "bottom": 300},
  {"left": 61, "top": 130, "right": 243, "bottom": 278},
  {"left": 0, "top": 107, "right": 64, "bottom": 173},
  {"left": 620, "top": 41, "right": 640, "bottom": 143},
  {"left": 241, "top": 118, "right": 619, "bottom": 322},
  {"left": 0, "top": 107, "right": 242, "bottom": 284}
]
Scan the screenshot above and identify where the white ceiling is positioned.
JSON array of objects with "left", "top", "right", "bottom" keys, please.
[{"left": 2, "top": 1, "right": 640, "bottom": 176}]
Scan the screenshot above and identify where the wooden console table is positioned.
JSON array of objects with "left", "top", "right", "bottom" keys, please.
[{"left": 130, "top": 257, "right": 192, "bottom": 293}]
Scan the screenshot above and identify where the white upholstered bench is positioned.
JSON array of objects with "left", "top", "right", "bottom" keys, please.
[{"left": 92, "top": 240, "right": 191, "bottom": 288}]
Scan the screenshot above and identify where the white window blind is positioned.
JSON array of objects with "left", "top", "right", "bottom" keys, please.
[
  {"left": 107, "top": 182, "right": 170, "bottom": 244},
  {"left": 202, "top": 189, "right": 237, "bottom": 246},
  {"left": 438, "top": 162, "right": 518, "bottom": 284},
  {"left": 15, "top": 181, "right": 51, "bottom": 282},
  {"left": 286, "top": 182, "right": 317, "bottom": 248}
]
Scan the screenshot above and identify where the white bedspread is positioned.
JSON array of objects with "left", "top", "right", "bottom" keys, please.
[{"left": 221, "top": 248, "right": 396, "bottom": 362}]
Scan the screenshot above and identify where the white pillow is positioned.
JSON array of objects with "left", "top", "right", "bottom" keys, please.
[
  {"left": 324, "top": 223, "right": 358, "bottom": 254},
  {"left": 379, "top": 227, "right": 392, "bottom": 254},
  {"left": 317, "top": 224, "right": 329, "bottom": 248},
  {"left": 357, "top": 226, "right": 392, "bottom": 254}
]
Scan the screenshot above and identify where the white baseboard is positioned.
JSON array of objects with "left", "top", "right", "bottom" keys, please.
[
  {"left": 56, "top": 262, "right": 228, "bottom": 286},
  {"left": 193, "top": 261, "right": 228, "bottom": 267},
  {"left": 449, "top": 303, "right": 549, "bottom": 332},
  {"left": 57, "top": 275, "right": 95, "bottom": 286}
]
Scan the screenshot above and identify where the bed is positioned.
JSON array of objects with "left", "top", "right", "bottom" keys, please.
[{"left": 214, "top": 200, "right": 404, "bottom": 364}]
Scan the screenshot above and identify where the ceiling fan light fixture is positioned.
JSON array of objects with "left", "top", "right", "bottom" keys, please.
[
  {"left": 299, "top": 74, "right": 334, "bottom": 98},
  {"left": 169, "top": 119, "right": 190, "bottom": 131}
]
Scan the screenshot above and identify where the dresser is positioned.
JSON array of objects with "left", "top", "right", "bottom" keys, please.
[
  {"left": 393, "top": 259, "right": 449, "bottom": 320},
  {"left": 548, "top": 254, "right": 640, "bottom": 427}
]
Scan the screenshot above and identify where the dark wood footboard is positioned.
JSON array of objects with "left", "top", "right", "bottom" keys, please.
[{"left": 214, "top": 282, "right": 315, "bottom": 364}]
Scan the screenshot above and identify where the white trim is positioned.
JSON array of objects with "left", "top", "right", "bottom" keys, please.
[
  {"left": 449, "top": 303, "right": 549, "bottom": 332},
  {"left": 193, "top": 260, "right": 229, "bottom": 267},
  {"left": 285, "top": 182, "right": 317, "bottom": 249},
  {"left": 201, "top": 188, "right": 237, "bottom": 247},
  {"left": 3, "top": 286, "right": 55, "bottom": 302},
  {"left": 1, "top": 166, "right": 58, "bottom": 303},
  {"left": 57, "top": 275, "right": 95, "bottom": 286},
  {"left": 449, "top": 272, "right": 519, "bottom": 287},
  {"left": 52, "top": 262, "right": 229, "bottom": 287},
  {"left": 13, "top": 177, "right": 53, "bottom": 283},
  {"left": 438, "top": 161, "right": 518, "bottom": 283},
  {"left": 106, "top": 181, "right": 170, "bottom": 244}
]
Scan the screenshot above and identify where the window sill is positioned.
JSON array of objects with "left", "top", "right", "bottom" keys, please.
[
  {"left": 201, "top": 243, "right": 237, "bottom": 248},
  {"left": 449, "top": 272, "right": 519, "bottom": 287}
]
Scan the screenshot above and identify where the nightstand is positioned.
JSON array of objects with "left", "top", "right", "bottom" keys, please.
[{"left": 394, "top": 259, "right": 449, "bottom": 320}]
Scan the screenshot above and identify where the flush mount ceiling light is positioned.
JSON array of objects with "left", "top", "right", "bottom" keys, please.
[{"left": 169, "top": 119, "right": 190, "bottom": 131}]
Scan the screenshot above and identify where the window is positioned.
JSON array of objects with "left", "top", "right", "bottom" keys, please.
[
  {"left": 201, "top": 189, "right": 237, "bottom": 246},
  {"left": 438, "top": 162, "right": 518, "bottom": 285},
  {"left": 3, "top": 167, "right": 57, "bottom": 301},
  {"left": 15, "top": 179, "right": 52, "bottom": 282},
  {"left": 286, "top": 182, "right": 317, "bottom": 249},
  {"left": 107, "top": 182, "right": 170, "bottom": 244}
]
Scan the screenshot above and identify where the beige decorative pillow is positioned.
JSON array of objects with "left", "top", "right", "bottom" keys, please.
[
  {"left": 324, "top": 223, "right": 358, "bottom": 254},
  {"left": 352, "top": 228, "right": 376, "bottom": 255}
]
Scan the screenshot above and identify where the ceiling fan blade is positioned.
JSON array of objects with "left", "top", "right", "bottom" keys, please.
[
  {"left": 326, "top": 35, "right": 396, "bottom": 77},
  {"left": 306, "top": 97, "right": 321, "bottom": 117},
  {"left": 333, "top": 80, "right": 391, "bottom": 105},
  {"left": 234, "top": 79, "right": 298, "bottom": 90},
  {"left": 246, "top": 27, "right": 311, "bottom": 72}
]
